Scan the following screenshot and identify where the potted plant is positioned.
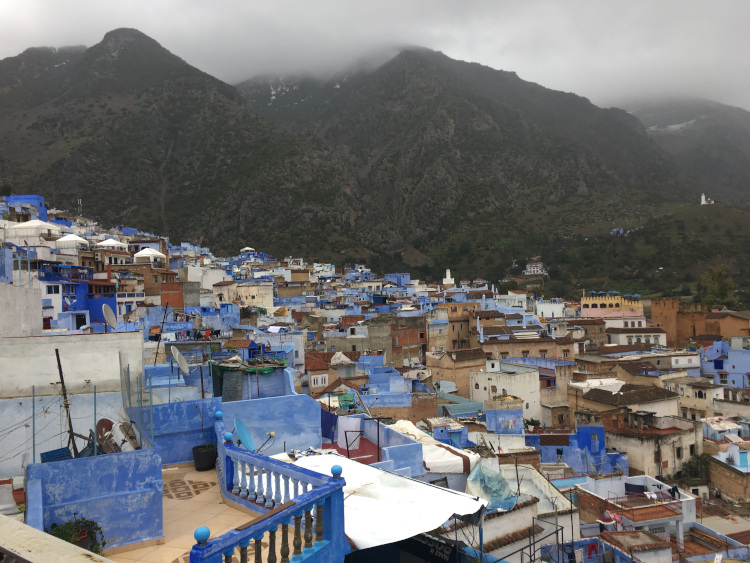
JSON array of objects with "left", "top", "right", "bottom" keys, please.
[
  {"left": 48, "top": 517, "right": 106, "bottom": 554},
  {"left": 192, "top": 402, "right": 217, "bottom": 471}
]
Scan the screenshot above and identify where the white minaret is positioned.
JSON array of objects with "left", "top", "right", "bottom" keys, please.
[
  {"left": 701, "top": 193, "right": 706, "bottom": 205},
  {"left": 443, "top": 269, "right": 454, "bottom": 288}
]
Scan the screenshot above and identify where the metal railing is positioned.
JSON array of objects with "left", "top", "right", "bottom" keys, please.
[{"left": 188, "top": 414, "right": 347, "bottom": 562}]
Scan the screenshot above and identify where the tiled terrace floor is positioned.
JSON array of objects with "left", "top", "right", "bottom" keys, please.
[{"left": 108, "top": 465, "right": 272, "bottom": 563}]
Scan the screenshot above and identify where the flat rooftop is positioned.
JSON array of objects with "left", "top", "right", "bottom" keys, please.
[{"left": 108, "top": 465, "right": 278, "bottom": 563}]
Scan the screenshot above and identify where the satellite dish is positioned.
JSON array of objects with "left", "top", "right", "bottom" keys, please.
[
  {"left": 102, "top": 304, "right": 117, "bottom": 331},
  {"left": 171, "top": 346, "right": 190, "bottom": 376},
  {"left": 234, "top": 417, "right": 255, "bottom": 451}
]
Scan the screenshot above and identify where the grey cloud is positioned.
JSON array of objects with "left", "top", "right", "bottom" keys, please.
[{"left": 1, "top": 0, "right": 748, "bottom": 110}]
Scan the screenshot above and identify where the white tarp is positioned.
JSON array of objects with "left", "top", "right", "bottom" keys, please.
[
  {"left": 294, "top": 454, "right": 486, "bottom": 550},
  {"left": 389, "top": 420, "right": 480, "bottom": 473}
]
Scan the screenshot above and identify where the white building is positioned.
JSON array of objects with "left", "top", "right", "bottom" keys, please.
[{"left": 470, "top": 360, "right": 541, "bottom": 421}]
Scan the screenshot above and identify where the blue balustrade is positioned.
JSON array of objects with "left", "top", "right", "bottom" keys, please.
[{"left": 188, "top": 416, "right": 348, "bottom": 562}]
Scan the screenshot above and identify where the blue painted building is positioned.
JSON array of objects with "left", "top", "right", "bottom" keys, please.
[
  {"left": 525, "top": 425, "right": 628, "bottom": 476},
  {"left": 702, "top": 339, "right": 750, "bottom": 388}
]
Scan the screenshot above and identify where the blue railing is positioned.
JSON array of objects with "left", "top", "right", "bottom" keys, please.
[{"left": 188, "top": 413, "right": 348, "bottom": 562}]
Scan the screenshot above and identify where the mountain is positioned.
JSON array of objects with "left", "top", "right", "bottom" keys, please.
[
  {"left": 236, "top": 49, "right": 689, "bottom": 260},
  {"left": 4, "top": 30, "right": 744, "bottom": 294},
  {"left": 629, "top": 99, "right": 750, "bottom": 205},
  {"left": 0, "top": 29, "right": 359, "bottom": 256}
]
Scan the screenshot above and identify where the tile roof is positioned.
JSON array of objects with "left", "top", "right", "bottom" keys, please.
[
  {"left": 600, "top": 531, "right": 671, "bottom": 552},
  {"left": 606, "top": 327, "right": 666, "bottom": 334},
  {"left": 583, "top": 384, "right": 678, "bottom": 406},
  {"left": 305, "top": 350, "right": 361, "bottom": 371}
]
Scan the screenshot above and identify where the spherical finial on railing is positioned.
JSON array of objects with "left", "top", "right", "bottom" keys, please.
[
  {"left": 214, "top": 410, "right": 223, "bottom": 420},
  {"left": 223, "top": 432, "right": 234, "bottom": 443},
  {"left": 331, "top": 465, "right": 343, "bottom": 479},
  {"left": 194, "top": 526, "right": 211, "bottom": 545}
]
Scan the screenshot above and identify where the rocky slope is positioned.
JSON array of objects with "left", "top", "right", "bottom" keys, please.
[{"left": 629, "top": 98, "right": 750, "bottom": 205}]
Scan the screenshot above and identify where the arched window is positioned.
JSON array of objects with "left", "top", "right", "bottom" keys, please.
[
  {"left": 591, "top": 304, "right": 598, "bottom": 308},
  {"left": 475, "top": 383, "right": 479, "bottom": 389},
  {"left": 615, "top": 303, "right": 620, "bottom": 308},
  {"left": 627, "top": 337, "right": 633, "bottom": 345}
]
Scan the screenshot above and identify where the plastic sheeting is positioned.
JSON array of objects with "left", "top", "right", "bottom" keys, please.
[
  {"left": 465, "top": 461, "right": 519, "bottom": 511},
  {"left": 389, "top": 420, "right": 479, "bottom": 473},
  {"left": 294, "top": 454, "right": 486, "bottom": 550}
]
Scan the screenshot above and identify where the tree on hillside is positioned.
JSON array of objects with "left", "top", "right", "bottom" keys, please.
[{"left": 699, "top": 265, "right": 739, "bottom": 310}]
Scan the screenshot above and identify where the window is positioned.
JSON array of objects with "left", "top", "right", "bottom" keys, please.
[
  {"left": 295, "top": 350, "right": 299, "bottom": 359},
  {"left": 491, "top": 385, "right": 497, "bottom": 393},
  {"left": 540, "top": 350, "right": 547, "bottom": 359},
  {"left": 557, "top": 448, "right": 564, "bottom": 462},
  {"left": 720, "top": 374, "right": 728, "bottom": 385},
  {"left": 450, "top": 307, "right": 457, "bottom": 312},
  {"left": 153, "top": 276, "right": 158, "bottom": 284},
  {"left": 491, "top": 362, "right": 496, "bottom": 369},
  {"left": 522, "top": 350, "right": 529, "bottom": 358},
  {"left": 331, "top": 346, "right": 335, "bottom": 352},
  {"left": 690, "top": 444, "right": 695, "bottom": 455},
  {"left": 501, "top": 353, "right": 508, "bottom": 359},
  {"left": 563, "top": 350, "right": 570, "bottom": 359},
  {"left": 350, "top": 328, "right": 356, "bottom": 335},
  {"left": 676, "top": 447, "right": 682, "bottom": 459},
  {"left": 638, "top": 321, "right": 643, "bottom": 327},
  {"left": 699, "top": 411, "right": 705, "bottom": 419},
  {"left": 475, "top": 383, "right": 479, "bottom": 389},
  {"left": 546, "top": 379, "right": 554, "bottom": 387},
  {"left": 394, "top": 336, "right": 399, "bottom": 346},
  {"left": 624, "top": 321, "right": 628, "bottom": 327},
  {"left": 351, "top": 345, "right": 357, "bottom": 352},
  {"left": 419, "top": 332, "right": 425, "bottom": 339},
  {"left": 526, "top": 403, "right": 529, "bottom": 409},
  {"left": 558, "top": 415, "right": 565, "bottom": 423},
  {"left": 645, "top": 337, "right": 651, "bottom": 345},
  {"left": 439, "top": 346, "right": 444, "bottom": 352}
]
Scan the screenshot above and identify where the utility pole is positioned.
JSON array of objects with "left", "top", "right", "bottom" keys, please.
[{"left": 55, "top": 349, "right": 79, "bottom": 457}]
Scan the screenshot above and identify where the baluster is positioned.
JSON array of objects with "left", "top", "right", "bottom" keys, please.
[
  {"left": 282, "top": 474, "right": 290, "bottom": 503},
  {"left": 239, "top": 537, "right": 250, "bottom": 563},
  {"left": 280, "top": 519, "right": 290, "bottom": 563},
  {"left": 265, "top": 469, "right": 275, "bottom": 508},
  {"left": 315, "top": 501, "right": 324, "bottom": 543},
  {"left": 246, "top": 462, "right": 256, "bottom": 500},
  {"left": 239, "top": 460, "right": 248, "bottom": 498},
  {"left": 223, "top": 546, "right": 234, "bottom": 562},
  {"left": 268, "top": 525, "right": 278, "bottom": 563},
  {"left": 304, "top": 509, "right": 313, "bottom": 548},
  {"left": 293, "top": 514, "right": 302, "bottom": 555},
  {"left": 254, "top": 535, "right": 263, "bottom": 563},
  {"left": 274, "top": 472, "right": 282, "bottom": 506},
  {"left": 232, "top": 459, "right": 242, "bottom": 495},
  {"left": 290, "top": 478, "right": 299, "bottom": 500},
  {"left": 256, "top": 467, "right": 265, "bottom": 504},
  {"left": 301, "top": 482, "right": 309, "bottom": 494}
]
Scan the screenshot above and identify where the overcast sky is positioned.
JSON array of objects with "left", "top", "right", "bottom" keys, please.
[{"left": 1, "top": 0, "right": 748, "bottom": 110}]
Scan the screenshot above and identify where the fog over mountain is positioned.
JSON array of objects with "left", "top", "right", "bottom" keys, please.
[{"left": 2, "top": 0, "right": 749, "bottom": 111}]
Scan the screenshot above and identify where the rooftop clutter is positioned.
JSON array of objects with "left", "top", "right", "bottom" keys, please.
[{"left": 3, "top": 195, "right": 750, "bottom": 562}]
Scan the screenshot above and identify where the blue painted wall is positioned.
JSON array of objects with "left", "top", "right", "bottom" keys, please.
[
  {"left": 525, "top": 426, "right": 628, "bottom": 476},
  {"left": 485, "top": 409, "right": 524, "bottom": 434},
  {"left": 143, "top": 398, "right": 221, "bottom": 464},
  {"left": 219, "top": 394, "right": 322, "bottom": 456},
  {"left": 26, "top": 448, "right": 163, "bottom": 549},
  {"left": 0, "top": 246, "right": 12, "bottom": 283}
]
